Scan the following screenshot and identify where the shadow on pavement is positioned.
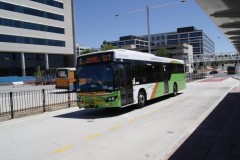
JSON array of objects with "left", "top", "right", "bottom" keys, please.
[
  {"left": 55, "top": 93, "right": 180, "bottom": 119},
  {"left": 169, "top": 91, "right": 240, "bottom": 160},
  {"left": 55, "top": 107, "right": 135, "bottom": 119},
  {"left": 50, "top": 91, "right": 75, "bottom": 94}
]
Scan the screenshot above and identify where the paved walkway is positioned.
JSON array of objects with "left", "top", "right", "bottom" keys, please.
[
  {"left": 169, "top": 84, "right": 240, "bottom": 160},
  {"left": 0, "top": 84, "right": 55, "bottom": 93}
]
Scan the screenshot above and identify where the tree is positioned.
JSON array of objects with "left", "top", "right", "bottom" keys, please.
[
  {"left": 34, "top": 66, "right": 43, "bottom": 85},
  {"left": 211, "top": 61, "right": 219, "bottom": 69},
  {"left": 81, "top": 49, "right": 96, "bottom": 55},
  {"left": 155, "top": 47, "right": 170, "bottom": 57},
  {"left": 100, "top": 44, "right": 117, "bottom": 51}
]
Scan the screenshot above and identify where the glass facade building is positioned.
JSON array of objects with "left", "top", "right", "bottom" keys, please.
[
  {"left": 105, "top": 27, "right": 214, "bottom": 55},
  {"left": 142, "top": 26, "right": 215, "bottom": 55},
  {"left": 105, "top": 35, "right": 149, "bottom": 49},
  {"left": 0, "top": 0, "right": 75, "bottom": 76}
]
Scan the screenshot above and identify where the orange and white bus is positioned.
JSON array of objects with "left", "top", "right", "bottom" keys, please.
[{"left": 55, "top": 68, "right": 76, "bottom": 90}]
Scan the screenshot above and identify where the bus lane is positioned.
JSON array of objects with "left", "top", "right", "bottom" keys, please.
[{"left": 0, "top": 77, "right": 238, "bottom": 160}]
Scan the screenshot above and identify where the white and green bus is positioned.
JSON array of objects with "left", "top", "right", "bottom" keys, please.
[{"left": 76, "top": 49, "right": 186, "bottom": 109}]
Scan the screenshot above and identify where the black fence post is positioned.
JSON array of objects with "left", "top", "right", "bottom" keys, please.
[
  {"left": 42, "top": 89, "right": 46, "bottom": 112},
  {"left": 68, "top": 89, "right": 71, "bottom": 108},
  {"left": 10, "top": 92, "right": 14, "bottom": 119}
]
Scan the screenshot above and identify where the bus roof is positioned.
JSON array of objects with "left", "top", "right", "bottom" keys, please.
[
  {"left": 56, "top": 67, "right": 76, "bottom": 71},
  {"left": 79, "top": 49, "right": 184, "bottom": 64}
]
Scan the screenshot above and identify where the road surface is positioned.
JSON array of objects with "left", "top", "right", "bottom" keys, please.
[{"left": 0, "top": 77, "right": 239, "bottom": 160}]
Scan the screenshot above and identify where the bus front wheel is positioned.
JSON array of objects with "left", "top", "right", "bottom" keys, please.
[{"left": 137, "top": 91, "right": 146, "bottom": 108}]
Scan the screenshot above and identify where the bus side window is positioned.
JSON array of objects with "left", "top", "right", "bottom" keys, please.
[
  {"left": 146, "top": 63, "right": 154, "bottom": 83},
  {"left": 154, "top": 62, "right": 163, "bottom": 82},
  {"left": 133, "top": 61, "right": 146, "bottom": 84}
]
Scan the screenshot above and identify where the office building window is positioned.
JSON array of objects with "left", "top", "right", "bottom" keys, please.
[
  {"left": 118, "top": 42, "right": 124, "bottom": 45},
  {"left": 193, "top": 48, "right": 200, "bottom": 52},
  {"left": 25, "top": 53, "right": 37, "bottom": 60},
  {"left": 0, "top": 53, "right": 13, "bottom": 60},
  {"left": 190, "top": 37, "right": 201, "bottom": 41},
  {"left": 179, "top": 33, "right": 188, "bottom": 38},
  {"left": 0, "top": 34, "right": 65, "bottom": 47},
  {"left": 125, "top": 40, "right": 134, "bottom": 45},
  {"left": 180, "top": 39, "right": 188, "bottom": 44},
  {"left": 190, "top": 43, "right": 200, "bottom": 47},
  {"left": 49, "top": 54, "right": 64, "bottom": 61},
  {"left": 189, "top": 32, "right": 202, "bottom": 37},
  {"left": 0, "top": 18, "right": 65, "bottom": 34},
  {"left": 48, "top": 54, "right": 65, "bottom": 68},
  {"left": 177, "top": 26, "right": 195, "bottom": 33},
  {"left": 38, "top": 54, "right": 45, "bottom": 60},
  {"left": 0, "top": 1, "right": 64, "bottom": 21},
  {"left": 167, "top": 40, "right": 178, "bottom": 44},
  {"left": 167, "top": 34, "right": 178, "bottom": 39},
  {"left": 110, "top": 42, "right": 117, "bottom": 46},
  {"left": 30, "top": 0, "right": 64, "bottom": 9}
]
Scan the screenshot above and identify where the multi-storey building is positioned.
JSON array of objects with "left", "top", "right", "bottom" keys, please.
[
  {"left": 105, "top": 26, "right": 214, "bottom": 56},
  {"left": 135, "top": 43, "right": 194, "bottom": 73},
  {"left": 76, "top": 44, "right": 91, "bottom": 56},
  {"left": 141, "top": 26, "right": 215, "bottom": 55},
  {"left": 104, "top": 35, "right": 149, "bottom": 49},
  {"left": 0, "top": 0, "right": 75, "bottom": 76}
]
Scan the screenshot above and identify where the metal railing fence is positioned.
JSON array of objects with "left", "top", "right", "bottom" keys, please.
[
  {"left": 0, "top": 89, "right": 76, "bottom": 119},
  {"left": 0, "top": 73, "right": 207, "bottom": 120},
  {"left": 186, "top": 73, "right": 207, "bottom": 83}
]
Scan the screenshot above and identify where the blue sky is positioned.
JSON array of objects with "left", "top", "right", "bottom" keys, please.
[{"left": 74, "top": 0, "right": 236, "bottom": 53}]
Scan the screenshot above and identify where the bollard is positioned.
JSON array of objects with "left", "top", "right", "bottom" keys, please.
[
  {"left": 10, "top": 92, "right": 14, "bottom": 119},
  {"left": 68, "top": 89, "right": 71, "bottom": 108},
  {"left": 42, "top": 89, "right": 46, "bottom": 112}
]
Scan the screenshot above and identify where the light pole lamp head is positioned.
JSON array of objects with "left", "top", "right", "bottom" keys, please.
[{"left": 181, "top": 0, "right": 186, "bottom": 3}]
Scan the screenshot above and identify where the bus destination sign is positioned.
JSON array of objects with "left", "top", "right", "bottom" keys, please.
[{"left": 79, "top": 52, "right": 113, "bottom": 65}]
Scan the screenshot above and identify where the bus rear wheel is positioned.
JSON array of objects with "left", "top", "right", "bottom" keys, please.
[
  {"left": 172, "top": 83, "right": 178, "bottom": 96},
  {"left": 137, "top": 91, "right": 146, "bottom": 108}
]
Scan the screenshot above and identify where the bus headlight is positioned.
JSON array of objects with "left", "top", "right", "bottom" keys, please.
[{"left": 106, "top": 96, "right": 117, "bottom": 102}]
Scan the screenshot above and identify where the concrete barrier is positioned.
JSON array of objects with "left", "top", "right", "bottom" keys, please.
[{"left": 12, "top": 81, "right": 24, "bottom": 88}]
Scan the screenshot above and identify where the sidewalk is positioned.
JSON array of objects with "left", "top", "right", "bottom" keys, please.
[
  {"left": 169, "top": 84, "right": 240, "bottom": 160},
  {"left": 0, "top": 84, "right": 55, "bottom": 93}
]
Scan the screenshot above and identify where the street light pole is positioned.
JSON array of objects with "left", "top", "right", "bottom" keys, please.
[
  {"left": 146, "top": 5, "right": 151, "bottom": 54},
  {"left": 115, "top": 1, "right": 187, "bottom": 55}
]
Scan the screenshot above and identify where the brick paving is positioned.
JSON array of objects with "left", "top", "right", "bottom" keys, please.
[
  {"left": 199, "top": 77, "right": 228, "bottom": 83},
  {"left": 169, "top": 86, "right": 240, "bottom": 160}
]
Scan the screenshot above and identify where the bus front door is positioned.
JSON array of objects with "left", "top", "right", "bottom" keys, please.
[
  {"left": 163, "top": 64, "right": 169, "bottom": 93},
  {"left": 118, "top": 64, "right": 133, "bottom": 106}
]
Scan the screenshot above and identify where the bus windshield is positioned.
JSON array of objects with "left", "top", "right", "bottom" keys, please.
[
  {"left": 77, "top": 63, "right": 113, "bottom": 92},
  {"left": 56, "top": 69, "right": 68, "bottom": 78}
]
